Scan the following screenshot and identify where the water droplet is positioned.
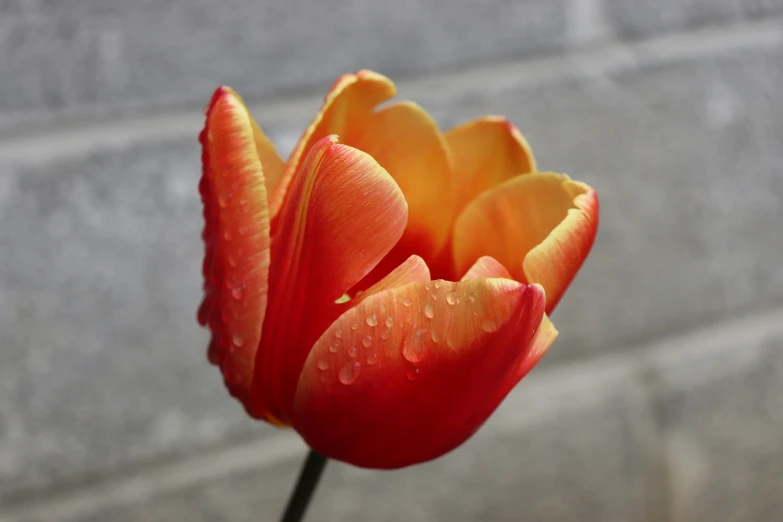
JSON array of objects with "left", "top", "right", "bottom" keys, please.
[
  {"left": 379, "top": 304, "right": 386, "bottom": 315},
  {"left": 481, "top": 318, "right": 498, "bottom": 332},
  {"left": 351, "top": 323, "right": 358, "bottom": 331},
  {"left": 366, "top": 353, "right": 379, "bottom": 365},
  {"left": 434, "top": 281, "right": 441, "bottom": 289},
  {"left": 223, "top": 229, "right": 233, "bottom": 241},
  {"left": 339, "top": 361, "right": 361, "bottom": 385},
  {"left": 431, "top": 294, "right": 438, "bottom": 300},
  {"left": 424, "top": 303, "right": 434, "bottom": 318},
  {"left": 316, "top": 359, "right": 329, "bottom": 370},
  {"left": 231, "top": 286, "right": 244, "bottom": 299},
  {"left": 227, "top": 254, "right": 238, "bottom": 268},
  {"left": 385, "top": 316, "right": 394, "bottom": 328},
  {"left": 430, "top": 329, "right": 441, "bottom": 343},
  {"left": 238, "top": 226, "right": 248, "bottom": 236},
  {"left": 362, "top": 335, "right": 373, "bottom": 348},
  {"left": 402, "top": 298, "right": 412, "bottom": 307},
  {"left": 328, "top": 342, "right": 339, "bottom": 353},
  {"left": 366, "top": 314, "right": 378, "bottom": 326},
  {"left": 446, "top": 292, "right": 459, "bottom": 305},
  {"left": 425, "top": 283, "right": 431, "bottom": 291},
  {"left": 380, "top": 329, "right": 390, "bottom": 340},
  {"left": 403, "top": 335, "right": 425, "bottom": 363},
  {"left": 473, "top": 311, "right": 479, "bottom": 316},
  {"left": 232, "top": 333, "right": 244, "bottom": 346},
  {"left": 406, "top": 367, "right": 421, "bottom": 381},
  {"left": 348, "top": 346, "right": 358, "bottom": 358},
  {"left": 469, "top": 291, "right": 476, "bottom": 302},
  {"left": 218, "top": 195, "right": 228, "bottom": 208},
  {"left": 335, "top": 329, "right": 343, "bottom": 339}
]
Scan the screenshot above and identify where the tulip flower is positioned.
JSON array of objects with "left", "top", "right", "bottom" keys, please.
[{"left": 197, "top": 70, "right": 598, "bottom": 470}]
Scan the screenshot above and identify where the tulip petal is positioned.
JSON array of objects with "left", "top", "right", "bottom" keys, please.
[
  {"left": 292, "top": 278, "right": 551, "bottom": 468},
  {"left": 445, "top": 116, "right": 536, "bottom": 215},
  {"left": 460, "top": 255, "right": 513, "bottom": 281},
  {"left": 452, "top": 172, "right": 598, "bottom": 313},
  {"left": 268, "top": 71, "right": 396, "bottom": 223},
  {"left": 254, "top": 136, "right": 408, "bottom": 422},
  {"left": 347, "top": 101, "right": 454, "bottom": 270},
  {"left": 356, "top": 255, "right": 431, "bottom": 302},
  {"left": 462, "top": 255, "right": 558, "bottom": 376},
  {"left": 197, "top": 87, "right": 272, "bottom": 414}
]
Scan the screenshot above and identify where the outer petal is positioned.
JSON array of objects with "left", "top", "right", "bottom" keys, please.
[
  {"left": 253, "top": 136, "right": 408, "bottom": 422},
  {"left": 268, "top": 71, "right": 396, "bottom": 223},
  {"left": 197, "top": 87, "right": 271, "bottom": 414},
  {"left": 445, "top": 116, "right": 536, "bottom": 215},
  {"left": 292, "top": 277, "right": 550, "bottom": 469},
  {"left": 452, "top": 172, "right": 598, "bottom": 313}
]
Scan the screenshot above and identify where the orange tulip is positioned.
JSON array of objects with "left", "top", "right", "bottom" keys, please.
[{"left": 197, "top": 71, "right": 598, "bottom": 469}]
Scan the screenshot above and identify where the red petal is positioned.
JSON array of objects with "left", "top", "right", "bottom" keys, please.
[
  {"left": 198, "top": 87, "right": 272, "bottom": 416},
  {"left": 254, "top": 136, "right": 409, "bottom": 422},
  {"left": 292, "top": 278, "right": 554, "bottom": 468},
  {"left": 268, "top": 71, "right": 396, "bottom": 226}
]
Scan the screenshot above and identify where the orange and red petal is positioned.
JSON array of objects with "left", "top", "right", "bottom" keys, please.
[
  {"left": 346, "top": 101, "right": 454, "bottom": 273},
  {"left": 292, "top": 277, "right": 551, "bottom": 469},
  {"left": 254, "top": 136, "right": 409, "bottom": 422},
  {"left": 445, "top": 116, "right": 536, "bottom": 215},
  {"left": 197, "top": 87, "right": 272, "bottom": 416},
  {"left": 268, "top": 71, "right": 396, "bottom": 224},
  {"left": 451, "top": 172, "right": 598, "bottom": 313}
]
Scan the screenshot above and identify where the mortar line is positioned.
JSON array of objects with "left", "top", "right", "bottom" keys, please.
[
  {"left": 3, "top": 304, "right": 782, "bottom": 522},
  {"left": 0, "top": 17, "right": 781, "bottom": 167}
]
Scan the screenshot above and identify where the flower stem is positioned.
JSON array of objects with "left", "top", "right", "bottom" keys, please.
[{"left": 280, "top": 450, "right": 328, "bottom": 522}]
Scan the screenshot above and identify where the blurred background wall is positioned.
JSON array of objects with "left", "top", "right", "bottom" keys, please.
[{"left": 1, "top": 1, "right": 782, "bottom": 521}]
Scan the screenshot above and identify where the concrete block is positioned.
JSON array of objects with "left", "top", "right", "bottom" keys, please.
[
  {"left": 0, "top": 0, "right": 567, "bottom": 124},
  {"left": 649, "top": 326, "right": 783, "bottom": 522}
]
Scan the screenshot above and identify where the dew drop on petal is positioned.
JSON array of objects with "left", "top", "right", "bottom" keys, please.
[
  {"left": 231, "top": 286, "right": 244, "bottom": 300},
  {"left": 402, "top": 298, "right": 412, "bottom": 307},
  {"left": 403, "top": 335, "right": 425, "bottom": 363},
  {"left": 380, "top": 329, "right": 390, "bottom": 340},
  {"left": 446, "top": 292, "right": 458, "bottom": 305},
  {"left": 434, "top": 281, "right": 441, "bottom": 289},
  {"left": 218, "top": 195, "right": 228, "bottom": 208},
  {"left": 424, "top": 303, "right": 434, "bottom": 318},
  {"left": 430, "top": 329, "right": 441, "bottom": 343},
  {"left": 316, "top": 359, "right": 329, "bottom": 371},
  {"left": 406, "top": 367, "right": 421, "bottom": 381},
  {"left": 232, "top": 333, "right": 244, "bottom": 347},
  {"left": 351, "top": 323, "right": 359, "bottom": 331},
  {"left": 362, "top": 335, "right": 373, "bottom": 348},
  {"left": 227, "top": 254, "right": 238, "bottom": 268},
  {"left": 335, "top": 329, "right": 343, "bottom": 339},
  {"left": 339, "top": 361, "right": 361, "bottom": 385},
  {"left": 365, "top": 314, "right": 378, "bottom": 327},
  {"left": 385, "top": 316, "right": 394, "bottom": 328},
  {"left": 366, "top": 352, "right": 379, "bottom": 365},
  {"left": 223, "top": 229, "right": 233, "bottom": 241},
  {"left": 469, "top": 291, "right": 477, "bottom": 302},
  {"left": 348, "top": 346, "right": 358, "bottom": 358},
  {"left": 328, "top": 342, "right": 339, "bottom": 353},
  {"left": 481, "top": 318, "right": 499, "bottom": 332}
]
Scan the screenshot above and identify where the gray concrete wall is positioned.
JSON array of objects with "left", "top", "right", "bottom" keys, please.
[{"left": 1, "top": 1, "right": 782, "bottom": 520}]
